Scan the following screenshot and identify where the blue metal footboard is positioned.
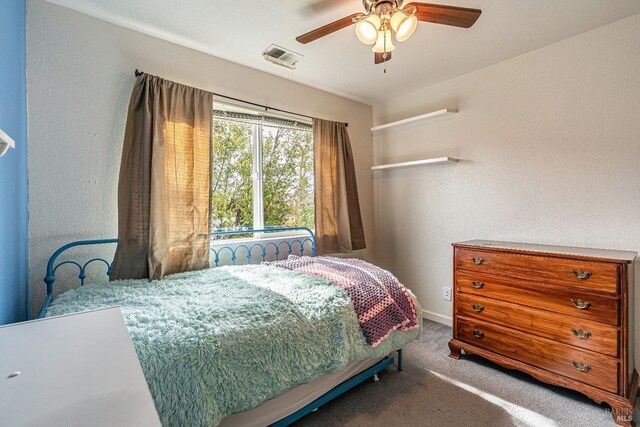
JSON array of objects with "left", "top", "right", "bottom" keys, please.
[{"left": 37, "top": 227, "right": 315, "bottom": 319}]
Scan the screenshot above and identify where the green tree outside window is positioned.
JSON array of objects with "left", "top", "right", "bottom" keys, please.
[{"left": 211, "top": 119, "right": 314, "bottom": 237}]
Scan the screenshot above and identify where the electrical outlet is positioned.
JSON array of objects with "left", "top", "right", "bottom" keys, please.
[{"left": 442, "top": 287, "right": 452, "bottom": 301}]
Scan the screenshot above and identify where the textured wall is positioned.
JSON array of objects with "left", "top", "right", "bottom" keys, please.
[
  {"left": 0, "top": 0, "right": 29, "bottom": 324},
  {"left": 26, "top": 1, "right": 373, "bottom": 316},
  {"left": 372, "top": 13, "right": 640, "bottom": 325}
]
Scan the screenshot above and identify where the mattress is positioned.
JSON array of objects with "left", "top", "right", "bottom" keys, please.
[
  {"left": 219, "top": 357, "right": 383, "bottom": 427},
  {"left": 45, "top": 264, "right": 422, "bottom": 426}
]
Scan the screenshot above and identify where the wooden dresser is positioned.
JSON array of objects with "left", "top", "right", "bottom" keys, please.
[{"left": 449, "top": 240, "right": 637, "bottom": 426}]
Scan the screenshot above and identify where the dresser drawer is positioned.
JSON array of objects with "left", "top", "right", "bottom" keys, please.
[
  {"left": 455, "top": 248, "right": 619, "bottom": 294},
  {"left": 456, "top": 272, "right": 619, "bottom": 326},
  {"left": 457, "top": 317, "right": 619, "bottom": 393},
  {"left": 456, "top": 293, "right": 619, "bottom": 357}
]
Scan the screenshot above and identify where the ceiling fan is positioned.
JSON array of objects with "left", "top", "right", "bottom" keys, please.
[{"left": 296, "top": 1, "right": 482, "bottom": 64}]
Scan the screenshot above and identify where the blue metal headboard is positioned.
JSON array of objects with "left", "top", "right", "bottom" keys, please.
[{"left": 38, "top": 227, "right": 316, "bottom": 319}]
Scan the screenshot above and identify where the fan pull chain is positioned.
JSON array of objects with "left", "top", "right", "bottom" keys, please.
[{"left": 384, "top": 33, "right": 388, "bottom": 74}]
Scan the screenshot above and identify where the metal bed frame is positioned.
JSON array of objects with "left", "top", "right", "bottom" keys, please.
[{"left": 37, "top": 226, "right": 403, "bottom": 426}]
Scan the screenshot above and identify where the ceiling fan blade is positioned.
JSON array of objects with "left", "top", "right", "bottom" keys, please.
[
  {"left": 405, "top": 3, "right": 482, "bottom": 28},
  {"left": 296, "top": 13, "right": 364, "bottom": 44},
  {"left": 374, "top": 52, "right": 392, "bottom": 64}
]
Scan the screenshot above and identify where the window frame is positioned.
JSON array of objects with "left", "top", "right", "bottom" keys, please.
[{"left": 211, "top": 104, "right": 314, "bottom": 241}]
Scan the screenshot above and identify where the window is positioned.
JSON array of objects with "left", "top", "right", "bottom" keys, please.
[{"left": 211, "top": 106, "right": 314, "bottom": 236}]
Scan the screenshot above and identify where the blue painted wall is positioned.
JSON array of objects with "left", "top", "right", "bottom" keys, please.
[{"left": 0, "top": 0, "right": 29, "bottom": 324}]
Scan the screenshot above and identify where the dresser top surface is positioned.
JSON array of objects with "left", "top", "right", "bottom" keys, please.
[
  {"left": 453, "top": 240, "right": 637, "bottom": 263},
  {"left": 0, "top": 307, "right": 160, "bottom": 427}
]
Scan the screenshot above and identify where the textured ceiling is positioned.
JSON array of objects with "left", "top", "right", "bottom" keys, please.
[{"left": 46, "top": 0, "right": 640, "bottom": 105}]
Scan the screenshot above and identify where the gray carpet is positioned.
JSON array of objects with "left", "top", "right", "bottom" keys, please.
[{"left": 294, "top": 320, "right": 632, "bottom": 426}]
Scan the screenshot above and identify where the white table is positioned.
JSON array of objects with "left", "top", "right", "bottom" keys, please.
[{"left": 0, "top": 307, "right": 161, "bottom": 427}]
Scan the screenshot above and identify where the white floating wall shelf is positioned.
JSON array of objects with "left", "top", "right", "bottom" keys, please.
[
  {"left": 371, "top": 108, "right": 457, "bottom": 132},
  {"left": 0, "top": 128, "right": 16, "bottom": 157},
  {"left": 371, "top": 157, "right": 459, "bottom": 171}
]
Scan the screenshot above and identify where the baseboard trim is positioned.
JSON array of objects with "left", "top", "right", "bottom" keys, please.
[{"left": 421, "top": 309, "right": 452, "bottom": 327}]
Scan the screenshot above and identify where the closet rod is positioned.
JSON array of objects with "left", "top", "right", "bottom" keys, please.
[{"left": 134, "top": 69, "right": 347, "bottom": 127}]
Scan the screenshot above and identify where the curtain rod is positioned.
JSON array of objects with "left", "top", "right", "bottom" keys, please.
[{"left": 134, "top": 69, "right": 348, "bottom": 127}]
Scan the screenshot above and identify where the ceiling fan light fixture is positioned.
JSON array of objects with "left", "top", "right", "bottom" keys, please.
[
  {"left": 355, "top": 14, "right": 381, "bottom": 45},
  {"left": 390, "top": 10, "right": 417, "bottom": 42},
  {"left": 372, "top": 29, "right": 395, "bottom": 53},
  {"left": 296, "top": 2, "right": 482, "bottom": 66},
  {"left": 389, "top": 9, "right": 406, "bottom": 31}
]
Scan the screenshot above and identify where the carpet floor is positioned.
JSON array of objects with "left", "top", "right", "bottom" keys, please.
[{"left": 294, "top": 320, "right": 634, "bottom": 427}]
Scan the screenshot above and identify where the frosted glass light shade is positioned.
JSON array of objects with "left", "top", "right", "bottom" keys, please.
[
  {"left": 372, "top": 29, "right": 395, "bottom": 53},
  {"left": 390, "top": 10, "right": 406, "bottom": 32},
  {"left": 390, "top": 10, "right": 417, "bottom": 42},
  {"left": 355, "top": 14, "right": 381, "bottom": 45}
]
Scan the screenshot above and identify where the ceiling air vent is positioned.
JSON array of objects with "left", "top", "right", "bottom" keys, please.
[{"left": 262, "top": 44, "right": 303, "bottom": 70}]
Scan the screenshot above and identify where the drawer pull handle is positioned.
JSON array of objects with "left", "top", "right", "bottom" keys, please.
[
  {"left": 572, "top": 361, "right": 592, "bottom": 373},
  {"left": 471, "top": 328, "right": 484, "bottom": 339},
  {"left": 570, "top": 299, "right": 592, "bottom": 310},
  {"left": 472, "top": 257, "right": 485, "bottom": 265},
  {"left": 570, "top": 328, "right": 592, "bottom": 340},
  {"left": 471, "top": 304, "right": 484, "bottom": 313},
  {"left": 472, "top": 281, "right": 485, "bottom": 289},
  {"left": 571, "top": 270, "right": 592, "bottom": 280}
]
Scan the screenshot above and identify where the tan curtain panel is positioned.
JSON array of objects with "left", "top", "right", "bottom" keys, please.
[
  {"left": 111, "top": 74, "right": 213, "bottom": 280},
  {"left": 313, "top": 118, "right": 366, "bottom": 255}
]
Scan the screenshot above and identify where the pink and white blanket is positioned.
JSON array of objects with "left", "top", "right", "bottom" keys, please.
[{"left": 265, "top": 255, "right": 419, "bottom": 347}]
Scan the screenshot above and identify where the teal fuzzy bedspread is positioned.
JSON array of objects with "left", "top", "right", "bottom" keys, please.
[{"left": 46, "top": 264, "right": 422, "bottom": 426}]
